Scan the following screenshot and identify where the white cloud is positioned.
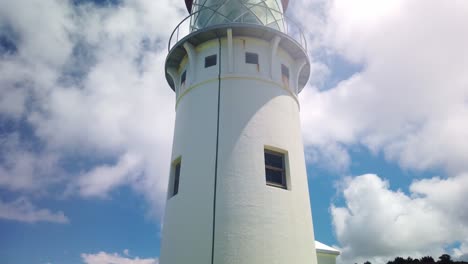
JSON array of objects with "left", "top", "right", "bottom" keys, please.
[
  {"left": 453, "top": 242, "right": 468, "bottom": 261},
  {"left": 0, "top": 2, "right": 466, "bottom": 264},
  {"left": 0, "top": 0, "right": 185, "bottom": 218},
  {"left": 81, "top": 251, "right": 157, "bottom": 264},
  {"left": 332, "top": 174, "right": 468, "bottom": 264},
  {"left": 0, "top": 133, "right": 64, "bottom": 192},
  {"left": 410, "top": 174, "right": 468, "bottom": 226},
  {"left": 0, "top": 85, "right": 28, "bottom": 118},
  {"left": 0, "top": 0, "right": 75, "bottom": 68},
  {"left": 293, "top": 1, "right": 468, "bottom": 261},
  {"left": 305, "top": 142, "right": 350, "bottom": 173},
  {"left": 76, "top": 152, "right": 143, "bottom": 198},
  {"left": 298, "top": 0, "right": 468, "bottom": 174},
  {"left": 0, "top": 197, "right": 69, "bottom": 223}
]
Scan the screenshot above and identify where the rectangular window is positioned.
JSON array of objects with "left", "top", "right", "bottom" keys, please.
[
  {"left": 170, "top": 160, "right": 181, "bottom": 197},
  {"left": 180, "top": 70, "right": 186, "bottom": 86},
  {"left": 205, "top": 54, "right": 217, "bottom": 68},
  {"left": 245, "top": 52, "right": 259, "bottom": 64},
  {"left": 281, "top": 64, "right": 290, "bottom": 87},
  {"left": 264, "top": 149, "right": 287, "bottom": 189},
  {"left": 179, "top": 70, "right": 187, "bottom": 94}
]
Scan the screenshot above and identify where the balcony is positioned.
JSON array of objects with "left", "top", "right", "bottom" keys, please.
[{"left": 167, "top": 4, "right": 307, "bottom": 53}]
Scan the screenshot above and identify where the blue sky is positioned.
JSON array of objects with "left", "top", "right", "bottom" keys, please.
[{"left": 1, "top": 0, "right": 468, "bottom": 264}]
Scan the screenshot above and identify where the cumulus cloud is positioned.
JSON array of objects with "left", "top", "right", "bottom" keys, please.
[
  {"left": 81, "top": 250, "right": 157, "bottom": 264},
  {"left": 0, "top": 0, "right": 185, "bottom": 219},
  {"left": 453, "top": 242, "right": 468, "bottom": 261},
  {"left": 0, "top": 132, "right": 64, "bottom": 192},
  {"left": 76, "top": 152, "right": 144, "bottom": 198},
  {"left": 294, "top": 2, "right": 468, "bottom": 260},
  {"left": 332, "top": 174, "right": 468, "bottom": 264},
  {"left": 0, "top": 2, "right": 466, "bottom": 264},
  {"left": 0, "top": 197, "right": 69, "bottom": 223},
  {"left": 298, "top": 0, "right": 468, "bottom": 174},
  {"left": 304, "top": 142, "right": 350, "bottom": 173}
]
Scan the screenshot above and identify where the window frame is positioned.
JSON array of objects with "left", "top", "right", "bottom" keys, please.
[
  {"left": 264, "top": 148, "right": 288, "bottom": 189},
  {"left": 169, "top": 157, "right": 182, "bottom": 199}
]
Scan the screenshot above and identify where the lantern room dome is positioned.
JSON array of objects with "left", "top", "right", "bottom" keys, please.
[{"left": 184, "top": 0, "right": 289, "bottom": 13}]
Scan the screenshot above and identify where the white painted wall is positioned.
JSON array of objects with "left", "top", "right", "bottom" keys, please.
[
  {"left": 214, "top": 77, "right": 316, "bottom": 264},
  {"left": 159, "top": 79, "right": 219, "bottom": 264},
  {"left": 161, "top": 32, "right": 316, "bottom": 264},
  {"left": 317, "top": 253, "right": 339, "bottom": 264}
]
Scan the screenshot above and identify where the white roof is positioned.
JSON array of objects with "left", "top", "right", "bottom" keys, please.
[{"left": 315, "top": 241, "right": 340, "bottom": 256}]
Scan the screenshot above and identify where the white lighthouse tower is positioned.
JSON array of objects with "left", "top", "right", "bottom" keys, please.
[{"left": 160, "top": 1, "right": 317, "bottom": 263}]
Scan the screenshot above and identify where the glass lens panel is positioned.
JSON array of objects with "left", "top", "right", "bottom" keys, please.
[{"left": 190, "top": 0, "right": 284, "bottom": 31}]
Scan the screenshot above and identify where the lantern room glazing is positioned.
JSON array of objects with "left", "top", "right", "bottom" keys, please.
[{"left": 187, "top": 0, "right": 289, "bottom": 32}]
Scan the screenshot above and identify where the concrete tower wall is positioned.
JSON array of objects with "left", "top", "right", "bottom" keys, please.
[
  {"left": 161, "top": 80, "right": 218, "bottom": 263},
  {"left": 160, "top": 34, "right": 317, "bottom": 264}
]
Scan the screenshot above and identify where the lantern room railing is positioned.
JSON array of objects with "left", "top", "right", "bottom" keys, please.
[{"left": 168, "top": 6, "right": 307, "bottom": 53}]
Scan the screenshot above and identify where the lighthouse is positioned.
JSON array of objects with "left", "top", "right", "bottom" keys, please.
[{"left": 160, "top": 0, "right": 317, "bottom": 263}]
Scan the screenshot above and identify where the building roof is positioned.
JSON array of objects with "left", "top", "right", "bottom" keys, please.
[
  {"left": 315, "top": 241, "right": 341, "bottom": 256},
  {"left": 184, "top": 0, "right": 290, "bottom": 13}
]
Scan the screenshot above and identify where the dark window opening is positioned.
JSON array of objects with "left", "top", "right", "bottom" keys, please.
[
  {"left": 265, "top": 149, "right": 287, "bottom": 189},
  {"left": 245, "top": 52, "right": 259, "bottom": 64},
  {"left": 205, "top": 54, "right": 217, "bottom": 68},
  {"left": 172, "top": 161, "right": 181, "bottom": 197},
  {"left": 180, "top": 70, "right": 186, "bottom": 86},
  {"left": 281, "top": 64, "right": 290, "bottom": 87},
  {"left": 281, "top": 64, "right": 290, "bottom": 78}
]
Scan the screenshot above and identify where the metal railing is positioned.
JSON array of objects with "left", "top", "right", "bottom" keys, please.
[{"left": 168, "top": 7, "right": 307, "bottom": 52}]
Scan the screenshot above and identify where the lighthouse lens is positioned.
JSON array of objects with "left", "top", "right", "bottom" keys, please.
[{"left": 190, "top": 0, "right": 285, "bottom": 32}]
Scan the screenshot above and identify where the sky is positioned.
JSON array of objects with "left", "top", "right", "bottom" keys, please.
[{"left": 0, "top": 0, "right": 467, "bottom": 264}]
